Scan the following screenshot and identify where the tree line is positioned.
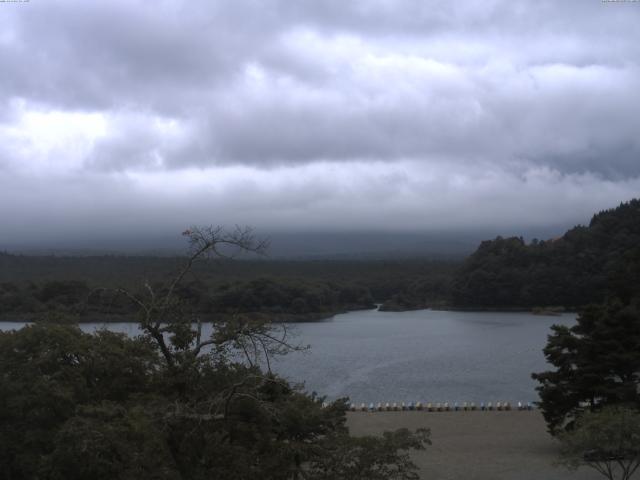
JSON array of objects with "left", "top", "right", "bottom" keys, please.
[
  {"left": 452, "top": 199, "right": 640, "bottom": 309},
  {"left": 527, "top": 200, "right": 640, "bottom": 479},
  {"left": 0, "top": 254, "right": 457, "bottom": 320},
  {"left": 0, "top": 277, "right": 377, "bottom": 322}
]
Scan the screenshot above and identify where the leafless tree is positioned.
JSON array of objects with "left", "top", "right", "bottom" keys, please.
[{"left": 113, "top": 226, "right": 306, "bottom": 420}]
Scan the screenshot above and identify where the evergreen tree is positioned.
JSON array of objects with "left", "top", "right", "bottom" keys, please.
[{"left": 533, "top": 297, "right": 640, "bottom": 434}]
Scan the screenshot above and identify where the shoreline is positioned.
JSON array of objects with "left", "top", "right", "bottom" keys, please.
[
  {"left": 0, "top": 305, "right": 578, "bottom": 323},
  {"left": 382, "top": 305, "right": 576, "bottom": 314}
]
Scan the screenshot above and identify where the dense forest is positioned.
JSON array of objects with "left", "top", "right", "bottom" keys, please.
[
  {"left": 1, "top": 199, "right": 639, "bottom": 320},
  {"left": 451, "top": 199, "right": 640, "bottom": 309},
  {"left": 0, "top": 228, "right": 430, "bottom": 479},
  {"left": 529, "top": 203, "right": 640, "bottom": 440},
  {"left": 0, "top": 255, "right": 456, "bottom": 321}
]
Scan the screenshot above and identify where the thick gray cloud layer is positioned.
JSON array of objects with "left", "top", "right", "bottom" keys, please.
[{"left": 0, "top": 0, "right": 639, "bottom": 245}]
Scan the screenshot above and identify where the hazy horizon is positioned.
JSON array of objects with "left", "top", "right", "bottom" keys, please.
[{"left": 0, "top": 222, "right": 589, "bottom": 258}]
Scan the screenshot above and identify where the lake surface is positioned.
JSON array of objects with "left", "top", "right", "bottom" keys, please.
[{"left": 0, "top": 309, "right": 575, "bottom": 404}]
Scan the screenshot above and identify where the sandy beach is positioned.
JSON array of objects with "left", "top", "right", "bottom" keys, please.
[{"left": 347, "top": 411, "right": 602, "bottom": 480}]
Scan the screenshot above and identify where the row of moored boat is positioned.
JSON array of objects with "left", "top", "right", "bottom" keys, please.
[{"left": 336, "top": 401, "right": 535, "bottom": 412}]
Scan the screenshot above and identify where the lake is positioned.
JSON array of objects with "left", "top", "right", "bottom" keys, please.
[{"left": 0, "top": 308, "right": 575, "bottom": 405}]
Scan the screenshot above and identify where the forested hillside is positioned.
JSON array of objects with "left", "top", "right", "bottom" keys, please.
[
  {"left": 451, "top": 199, "right": 640, "bottom": 308},
  {"left": 0, "top": 255, "right": 456, "bottom": 321}
]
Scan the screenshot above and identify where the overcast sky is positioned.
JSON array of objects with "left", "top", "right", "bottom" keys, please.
[{"left": 1, "top": 0, "right": 639, "bottom": 249}]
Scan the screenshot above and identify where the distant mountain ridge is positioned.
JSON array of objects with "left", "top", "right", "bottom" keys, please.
[{"left": 451, "top": 199, "right": 640, "bottom": 309}]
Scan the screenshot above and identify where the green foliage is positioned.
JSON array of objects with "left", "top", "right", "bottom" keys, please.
[
  {"left": 0, "top": 275, "right": 379, "bottom": 322},
  {"left": 307, "top": 427, "right": 431, "bottom": 480},
  {"left": 531, "top": 203, "right": 640, "bottom": 434},
  {"left": 532, "top": 298, "right": 640, "bottom": 434},
  {"left": 0, "top": 226, "right": 431, "bottom": 479},
  {"left": 557, "top": 406, "right": 640, "bottom": 480},
  {"left": 213, "top": 277, "right": 375, "bottom": 315},
  {"left": 0, "top": 324, "right": 159, "bottom": 478},
  {"left": 0, "top": 320, "right": 430, "bottom": 479},
  {"left": 48, "top": 402, "right": 176, "bottom": 480},
  {"left": 452, "top": 199, "right": 640, "bottom": 308},
  {"left": 37, "top": 280, "right": 90, "bottom": 306},
  {"left": 0, "top": 277, "right": 377, "bottom": 322},
  {"left": 0, "top": 253, "right": 458, "bottom": 319}
]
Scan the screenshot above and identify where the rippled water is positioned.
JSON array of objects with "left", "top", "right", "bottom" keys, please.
[
  {"left": 271, "top": 309, "right": 576, "bottom": 404},
  {"left": 0, "top": 309, "right": 575, "bottom": 404}
]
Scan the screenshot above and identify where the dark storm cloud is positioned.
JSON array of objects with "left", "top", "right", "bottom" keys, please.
[
  {"left": 1, "top": 0, "right": 639, "bottom": 174},
  {"left": 0, "top": 2, "right": 242, "bottom": 112},
  {"left": 0, "top": 0, "right": 639, "bottom": 246}
]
